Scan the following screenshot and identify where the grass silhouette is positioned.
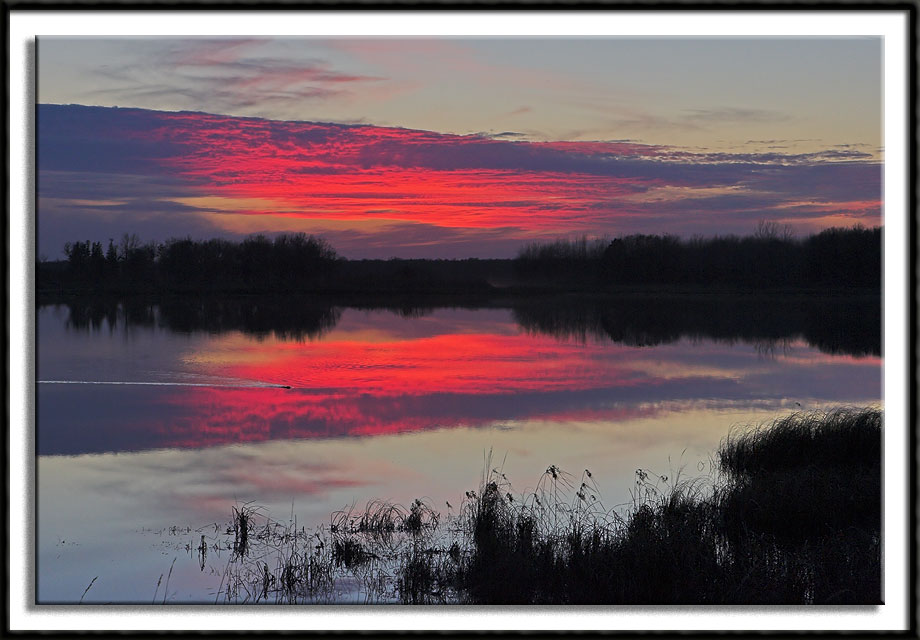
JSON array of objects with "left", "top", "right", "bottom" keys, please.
[{"left": 199, "top": 407, "right": 880, "bottom": 604}]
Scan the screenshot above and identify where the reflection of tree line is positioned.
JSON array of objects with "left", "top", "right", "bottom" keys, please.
[
  {"left": 510, "top": 295, "right": 880, "bottom": 357},
  {"left": 56, "top": 296, "right": 341, "bottom": 342},
  {"left": 48, "top": 292, "right": 880, "bottom": 357}
]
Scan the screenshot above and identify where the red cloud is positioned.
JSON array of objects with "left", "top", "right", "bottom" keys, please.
[{"left": 38, "top": 105, "right": 883, "bottom": 251}]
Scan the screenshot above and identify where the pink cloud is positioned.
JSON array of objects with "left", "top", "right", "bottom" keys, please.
[{"left": 38, "top": 104, "right": 882, "bottom": 257}]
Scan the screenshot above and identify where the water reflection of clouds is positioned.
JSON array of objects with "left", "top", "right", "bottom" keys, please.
[
  {"left": 41, "top": 440, "right": 406, "bottom": 522},
  {"left": 37, "top": 306, "right": 881, "bottom": 456},
  {"left": 38, "top": 364, "right": 880, "bottom": 456}
]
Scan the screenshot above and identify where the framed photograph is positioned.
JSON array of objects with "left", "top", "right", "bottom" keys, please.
[{"left": 8, "top": 6, "right": 914, "bottom": 634}]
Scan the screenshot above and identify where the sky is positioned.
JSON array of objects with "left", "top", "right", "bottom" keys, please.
[{"left": 37, "top": 37, "right": 883, "bottom": 259}]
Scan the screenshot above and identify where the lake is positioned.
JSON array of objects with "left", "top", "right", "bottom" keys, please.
[{"left": 35, "top": 293, "right": 881, "bottom": 603}]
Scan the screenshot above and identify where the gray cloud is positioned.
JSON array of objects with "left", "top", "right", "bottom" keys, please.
[
  {"left": 682, "top": 107, "right": 790, "bottom": 124},
  {"left": 85, "top": 39, "right": 383, "bottom": 117}
]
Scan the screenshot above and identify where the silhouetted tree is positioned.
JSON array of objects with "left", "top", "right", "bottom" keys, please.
[{"left": 516, "top": 225, "right": 879, "bottom": 290}]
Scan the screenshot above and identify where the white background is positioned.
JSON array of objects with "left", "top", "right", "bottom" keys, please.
[{"left": 8, "top": 9, "right": 910, "bottom": 632}]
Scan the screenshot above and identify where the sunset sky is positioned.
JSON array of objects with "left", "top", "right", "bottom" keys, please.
[{"left": 37, "top": 37, "right": 883, "bottom": 258}]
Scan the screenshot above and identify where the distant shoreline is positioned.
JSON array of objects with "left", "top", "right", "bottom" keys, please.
[
  {"left": 38, "top": 226, "right": 881, "bottom": 297},
  {"left": 36, "top": 281, "right": 881, "bottom": 300},
  {"left": 37, "top": 257, "right": 881, "bottom": 298}
]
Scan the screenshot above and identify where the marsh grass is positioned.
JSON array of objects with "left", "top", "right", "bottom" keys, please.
[
  {"left": 195, "top": 497, "right": 450, "bottom": 603},
  {"left": 189, "top": 407, "right": 879, "bottom": 604},
  {"left": 212, "top": 506, "right": 337, "bottom": 603},
  {"left": 719, "top": 407, "right": 881, "bottom": 477}
]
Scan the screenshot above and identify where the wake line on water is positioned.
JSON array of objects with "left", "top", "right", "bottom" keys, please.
[{"left": 38, "top": 380, "right": 292, "bottom": 389}]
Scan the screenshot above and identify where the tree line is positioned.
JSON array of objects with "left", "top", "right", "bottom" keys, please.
[
  {"left": 50, "top": 233, "right": 339, "bottom": 293},
  {"left": 514, "top": 224, "right": 881, "bottom": 289},
  {"left": 40, "top": 224, "right": 881, "bottom": 294}
]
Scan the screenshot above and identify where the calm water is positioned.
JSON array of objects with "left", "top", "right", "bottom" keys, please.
[{"left": 36, "top": 295, "right": 881, "bottom": 603}]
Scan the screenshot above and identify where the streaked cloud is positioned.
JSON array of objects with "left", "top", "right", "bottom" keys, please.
[
  {"left": 682, "top": 107, "right": 791, "bottom": 124},
  {"left": 76, "top": 38, "right": 384, "bottom": 118},
  {"left": 506, "top": 106, "right": 533, "bottom": 117}
]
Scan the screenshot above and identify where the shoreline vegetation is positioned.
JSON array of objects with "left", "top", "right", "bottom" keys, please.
[
  {"left": 38, "top": 224, "right": 880, "bottom": 296},
  {"left": 178, "top": 407, "right": 880, "bottom": 605}
]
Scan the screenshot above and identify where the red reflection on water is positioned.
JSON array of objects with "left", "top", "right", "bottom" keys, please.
[
  {"left": 36, "top": 303, "right": 882, "bottom": 455},
  {"left": 151, "top": 386, "right": 666, "bottom": 450},
  {"left": 146, "top": 331, "right": 663, "bottom": 448},
  {"left": 215, "top": 333, "right": 646, "bottom": 395},
  {"left": 139, "top": 329, "right": 882, "bottom": 450}
]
